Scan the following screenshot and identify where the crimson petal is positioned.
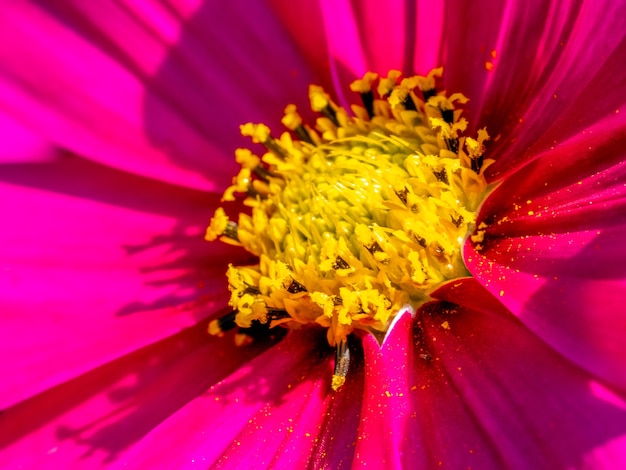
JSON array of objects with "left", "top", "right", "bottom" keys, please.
[
  {"left": 357, "top": 283, "right": 626, "bottom": 468},
  {"left": 0, "top": 155, "right": 247, "bottom": 408},
  {"left": 466, "top": 115, "right": 626, "bottom": 389},
  {"left": 0, "top": 319, "right": 279, "bottom": 468},
  {"left": 0, "top": 0, "right": 317, "bottom": 190},
  {"left": 111, "top": 328, "right": 363, "bottom": 468}
]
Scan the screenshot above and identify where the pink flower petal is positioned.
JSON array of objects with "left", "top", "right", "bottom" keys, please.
[
  {"left": 268, "top": 0, "right": 365, "bottom": 107},
  {"left": 271, "top": 0, "right": 625, "bottom": 182},
  {"left": 267, "top": 0, "right": 332, "bottom": 84},
  {"left": 442, "top": 1, "right": 626, "bottom": 180},
  {"left": 105, "top": 328, "right": 362, "bottom": 468},
  {"left": 425, "top": 288, "right": 626, "bottom": 468},
  {"left": 0, "top": 320, "right": 279, "bottom": 469},
  {"left": 466, "top": 237, "right": 626, "bottom": 391},
  {"left": 354, "top": 312, "right": 434, "bottom": 468},
  {"left": 465, "top": 119, "right": 626, "bottom": 389},
  {"left": 483, "top": 2, "right": 626, "bottom": 180},
  {"left": 0, "top": 156, "right": 248, "bottom": 408},
  {"left": 3, "top": 1, "right": 624, "bottom": 467},
  {"left": 0, "top": 1, "right": 317, "bottom": 191},
  {"left": 0, "top": 109, "right": 56, "bottom": 163},
  {"left": 356, "top": 287, "right": 626, "bottom": 468},
  {"left": 270, "top": 0, "right": 444, "bottom": 108}
]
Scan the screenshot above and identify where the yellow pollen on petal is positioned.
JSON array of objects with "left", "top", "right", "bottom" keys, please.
[
  {"left": 207, "top": 68, "right": 494, "bottom": 389},
  {"left": 208, "top": 319, "right": 223, "bottom": 336}
]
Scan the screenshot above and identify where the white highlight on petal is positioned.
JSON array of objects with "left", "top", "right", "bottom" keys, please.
[
  {"left": 589, "top": 380, "right": 626, "bottom": 410},
  {"left": 381, "top": 304, "right": 416, "bottom": 347}
]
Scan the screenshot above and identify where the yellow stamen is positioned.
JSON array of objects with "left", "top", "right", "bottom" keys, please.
[
  {"left": 309, "top": 85, "right": 332, "bottom": 112},
  {"left": 415, "top": 67, "right": 443, "bottom": 95},
  {"left": 234, "top": 148, "right": 261, "bottom": 169},
  {"left": 240, "top": 122, "right": 271, "bottom": 144},
  {"left": 350, "top": 72, "right": 379, "bottom": 94},
  {"left": 465, "top": 127, "right": 490, "bottom": 159},
  {"left": 332, "top": 338, "right": 350, "bottom": 391},
  {"left": 281, "top": 104, "right": 303, "bottom": 130},
  {"left": 206, "top": 69, "right": 493, "bottom": 390},
  {"left": 205, "top": 207, "right": 228, "bottom": 242},
  {"left": 377, "top": 70, "right": 402, "bottom": 97}
]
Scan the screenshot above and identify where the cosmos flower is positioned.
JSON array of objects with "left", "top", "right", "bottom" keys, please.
[{"left": 1, "top": 0, "right": 625, "bottom": 468}]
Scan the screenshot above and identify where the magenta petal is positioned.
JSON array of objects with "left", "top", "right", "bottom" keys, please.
[
  {"left": 466, "top": 239, "right": 626, "bottom": 391},
  {"left": 355, "top": 311, "right": 428, "bottom": 468},
  {"left": 442, "top": 1, "right": 626, "bottom": 180},
  {"left": 477, "top": 157, "right": 626, "bottom": 242},
  {"left": 270, "top": 0, "right": 444, "bottom": 107},
  {"left": 313, "top": 0, "right": 444, "bottom": 75},
  {"left": 465, "top": 123, "right": 626, "bottom": 388},
  {"left": 108, "top": 328, "right": 362, "bottom": 468},
  {"left": 355, "top": 310, "right": 503, "bottom": 468},
  {"left": 421, "top": 292, "right": 626, "bottom": 468},
  {"left": 0, "top": 1, "right": 316, "bottom": 190},
  {"left": 488, "top": 4, "right": 626, "bottom": 180},
  {"left": 0, "top": 109, "right": 56, "bottom": 163},
  {"left": 0, "top": 156, "right": 249, "bottom": 408},
  {"left": 357, "top": 289, "right": 626, "bottom": 468},
  {"left": 441, "top": 0, "right": 573, "bottom": 141},
  {"left": 0, "top": 320, "right": 278, "bottom": 468}
]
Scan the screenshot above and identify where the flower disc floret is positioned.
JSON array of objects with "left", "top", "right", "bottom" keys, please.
[{"left": 206, "top": 69, "right": 493, "bottom": 389}]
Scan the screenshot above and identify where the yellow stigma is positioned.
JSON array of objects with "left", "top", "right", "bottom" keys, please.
[{"left": 207, "top": 69, "right": 493, "bottom": 388}]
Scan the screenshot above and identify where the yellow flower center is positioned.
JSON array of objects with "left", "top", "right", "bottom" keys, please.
[{"left": 206, "top": 69, "right": 492, "bottom": 390}]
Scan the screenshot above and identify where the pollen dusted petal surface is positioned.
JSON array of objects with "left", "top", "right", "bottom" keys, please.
[
  {"left": 465, "top": 115, "right": 626, "bottom": 390},
  {"left": 355, "top": 310, "right": 504, "bottom": 468},
  {"left": 0, "top": 155, "right": 247, "bottom": 408},
  {"left": 442, "top": 0, "right": 626, "bottom": 181},
  {"left": 104, "top": 328, "right": 363, "bottom": 469},
  {"left": 0, "top": 320, "right": 277, "bottom": 469},
  {"left": 0, "top": 0, "right": 316, "bottom": 191},
  {"left": 357, "top": 284, "right": 626, "bottom": 469}
]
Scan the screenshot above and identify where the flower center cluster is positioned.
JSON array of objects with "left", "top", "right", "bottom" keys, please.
[{"left": 206, "top": 69, "right": 491, "bottom": 389}]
